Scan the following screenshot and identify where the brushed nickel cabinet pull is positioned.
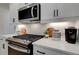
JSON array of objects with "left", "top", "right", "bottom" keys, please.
[
  {"left": 56, "top": 9, "right": 59, "bottom": 16},
  {"left": 3, "top": 44, "right": 5, "bottom": 49},
  {"left": 57, "top": 9, "right": 58, "bottom": 16},
  {"left": 54, "top": 10, "right": 55, "bottom": 17},
  {"left": 37, "top": 50, "right": 45, "bottom": 54}
]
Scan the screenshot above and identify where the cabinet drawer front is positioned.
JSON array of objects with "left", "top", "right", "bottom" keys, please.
[
  {"left": 33, "top": 45, "right": 67, "bottom": 55},
  {"left": 33, "top": 45, "right": 46, "bottom": 55}
]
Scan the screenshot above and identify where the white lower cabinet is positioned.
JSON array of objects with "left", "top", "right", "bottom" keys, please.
[
  {"left": 33, "top": 45, "right": 70, "bottom": 55},
  {"left": 0, "top": 39, "right": 8, "bottom": 55}
]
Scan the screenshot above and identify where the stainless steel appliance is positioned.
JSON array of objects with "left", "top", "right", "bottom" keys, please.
[
  {"left": 8, "top": 34, "right": 44, "bottom": 55},
  {"left": 18, "top": 3, "right": 40, "bottom": 23},
  {"left": 65, "top": 27, "right": 77, "bottom": 44},
  {"left": 8, "top": 38, "right": 32, "bottom": 55}
]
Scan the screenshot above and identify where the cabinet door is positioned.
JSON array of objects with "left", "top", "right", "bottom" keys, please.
[
  {"left": 2, "top": 41, "right": 8, "bottom": 55},
  {"left": 33, "top": 45, "right": 69, "bottom": 55},
  {"left": 41, "top": 3, "right": 57, "bottom": 23},
  {"left": 0, "top": 39, "right": 8, "bottom": 55},
  {"left": 33, "top": 45, "right": 62, "bottom": 55},
  {"left": 56, "top": 3, "right": 63, "bottom": 18},
  {"left": 59, "top": 3, "right": 79, "bottom": 18},
  {"left": 0, "top": 39, "right": 3, "bottom": 55}
]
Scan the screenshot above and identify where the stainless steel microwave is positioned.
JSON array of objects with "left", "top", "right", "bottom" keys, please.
[{"left": 18, "top": 3, "right": 40, "bottom": 23}]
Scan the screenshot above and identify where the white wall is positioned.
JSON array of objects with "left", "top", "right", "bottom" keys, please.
[
  {"left": 75, "top": 20, "right": 79, "bottom": 29},
  {"left": 0, "top": 4, "right": 10, "bottom": 35}
]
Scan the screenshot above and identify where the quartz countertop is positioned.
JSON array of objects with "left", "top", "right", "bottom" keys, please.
[
  {"left": 33, "top": 38, "right": 79, "bottom": 55},
  {"left": 0, "top": 34, "right": 17, "bottom": 41},
  {"left": 2, "top": 34, "right": 17, "bottom": 38}
]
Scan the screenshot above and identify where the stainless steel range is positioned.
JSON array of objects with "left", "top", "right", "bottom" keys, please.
[{"left": 7, "top": 34, "right": 44, "bottom": 55}]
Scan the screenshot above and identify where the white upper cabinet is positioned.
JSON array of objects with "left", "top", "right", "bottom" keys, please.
[
  {"left": 56, "top": 3, "right": 79, "bottom": 18},
  {"left": 65, "top": 3, "right": 79, "bottom": 17},
  {"left": 40, "top": 3, "right": 57, "bottom": 23}
]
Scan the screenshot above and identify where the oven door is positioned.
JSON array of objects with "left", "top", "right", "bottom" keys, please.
[
  {"left": 31, "top": 4, "right": 40, "bottom": 21},
  {"left": 8, "top": 44, "right": 30, "bottom": 55}
]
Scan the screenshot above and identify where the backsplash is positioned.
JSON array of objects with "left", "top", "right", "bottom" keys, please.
[{"left": 24, "top": 21, "right": 76, "bottom": 35}]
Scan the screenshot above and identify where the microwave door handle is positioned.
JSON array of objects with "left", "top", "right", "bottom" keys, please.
[{"left": 31, "top": 7, "right": 34, "bottom": 18}]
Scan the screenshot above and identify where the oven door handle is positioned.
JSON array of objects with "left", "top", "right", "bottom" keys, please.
[
  {"left": 31, "top": 7, "right": 34, "bottom": 18},
  {"left": 8, "top": 44, "right": 30, "bottom": 53}
]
